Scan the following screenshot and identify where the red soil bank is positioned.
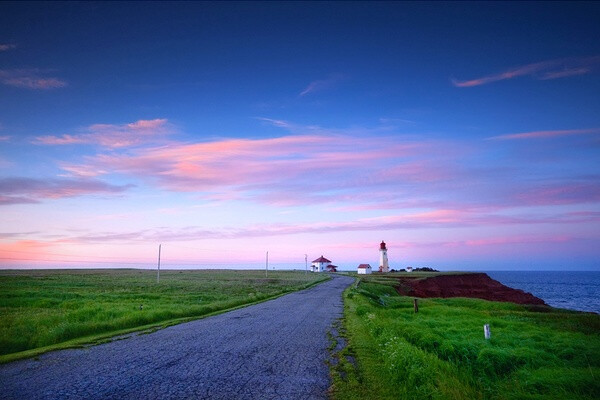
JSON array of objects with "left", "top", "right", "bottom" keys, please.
[{"left": 396, "top": 273, "right": 546, "bottom": 305}]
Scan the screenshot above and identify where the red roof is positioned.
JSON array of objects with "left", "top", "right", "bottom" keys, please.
[
  {"left": 358, "top": 264, "right": 371, "bottom": 268},
  {"left": 312, "top": 255, "right": 331, "bottom": 263}
]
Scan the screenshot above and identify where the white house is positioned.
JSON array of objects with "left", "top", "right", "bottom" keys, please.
[
  {"left": 357, "top": 264, "right": 372, "bottom": 274},
  {"left": 406, "top": 266, "right": 413, "bottom": 272},
  {"left": 311, "top": 255, "right": 331, "bottom": 272}
]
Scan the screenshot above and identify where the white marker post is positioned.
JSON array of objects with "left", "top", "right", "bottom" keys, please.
[
  {"left": 484, "top": 324, "right": 491, "bottom": 340},
  {"left": 265, "top": 251, "right": 269, "bottom": 278}
]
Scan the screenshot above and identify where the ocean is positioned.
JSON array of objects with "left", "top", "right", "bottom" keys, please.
[{"left": 487, "top": 271, "right": 600, "bottom": 314}]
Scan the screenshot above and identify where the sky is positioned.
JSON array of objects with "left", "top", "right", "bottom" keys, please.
[{"left": 0, "top": 2, "right": 599, "bottom": 271}]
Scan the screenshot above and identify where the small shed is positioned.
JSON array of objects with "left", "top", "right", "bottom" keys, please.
[
  {"left": 357, "top": 264, "right": 372, "bottom": 274},
  {"left": 326, "top": 264, "right": 338, "bottom": 273}
]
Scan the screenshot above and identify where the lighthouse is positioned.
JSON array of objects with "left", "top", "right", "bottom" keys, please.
[{"left": 379, "top": 240, "right": 389, "bottom": 273}]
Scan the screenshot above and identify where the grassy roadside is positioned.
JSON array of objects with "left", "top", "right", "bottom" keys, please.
[
  {"left": 330, "top": 275, "right": 600, "bottom": 400},
  {"left": 0, "top": 269, "right": 328, "bottom": 363}
]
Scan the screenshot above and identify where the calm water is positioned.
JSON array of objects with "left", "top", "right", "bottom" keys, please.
[{"left": 487, "top": 271, "right": 600, "bottom": 314}]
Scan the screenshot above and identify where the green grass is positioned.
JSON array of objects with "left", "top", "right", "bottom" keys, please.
[
  {"left": 0, "top": 268, "right": 327, "bottom": 362},
  {"left": 331, "top": 275, "right": 600, "bottom": 400}
]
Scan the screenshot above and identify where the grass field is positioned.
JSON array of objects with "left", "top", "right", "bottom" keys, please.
[
  {"left": 331, "top": 274, "right": 600, "bottom": 400},
  {"left": 0, "top": 268, "right": 327, "bottom": 362}
]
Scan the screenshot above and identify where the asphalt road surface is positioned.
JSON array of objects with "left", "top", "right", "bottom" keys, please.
[{"left": 0, "top": 274, "right": 354, "bottom": 400}]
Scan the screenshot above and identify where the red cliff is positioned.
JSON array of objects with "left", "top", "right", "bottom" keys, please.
[{"left": 396, "top": 273, "right": 546, "bottom": 305}]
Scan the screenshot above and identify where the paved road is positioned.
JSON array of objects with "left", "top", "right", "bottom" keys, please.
[{"left": 0, "top": 275, "right": 353, "bottom": 400}]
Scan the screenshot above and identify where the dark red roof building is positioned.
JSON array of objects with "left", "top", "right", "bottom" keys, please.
[
  {"left": 326, "top": 264, "right": 338, "bottom": 272},
  {"left": 312, "top": 255, "right": 331, "bottom": 263}
]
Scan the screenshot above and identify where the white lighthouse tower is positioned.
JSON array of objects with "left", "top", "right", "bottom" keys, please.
[{"left": 379, "top": 240, "right": 389, "bottom": 273}]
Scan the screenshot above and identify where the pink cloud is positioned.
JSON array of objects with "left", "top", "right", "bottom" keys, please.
[
  {"left": 60, "top": 134, "right": 439, "bottom": 204},
  {"left": 0, "top": 69, "right": 67, "bottom": 89},
  {"left": 488, "top": 128, "right": 600, "bottom": 140},
  {"left": 34, "top": 118, "right": 173, "bottom": 148},
  {"left": 49, "top": 116, "right": 600, "bottom": 217},
  {"left": 452, "top": 56, "right": 600, "bottom": 87},
  {"left": 0, "top": 177, "right": 133, "bottom": 205},
  {"left": 0, "top": 135, "right": 10, "bottom": 142},
  {"left": 58, "top": 126, "right": 600, "bottom": 212}
]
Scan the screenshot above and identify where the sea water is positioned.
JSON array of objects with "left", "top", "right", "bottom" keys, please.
[{"left": 487, "top": 271, "right": 600, "bottom": 314}]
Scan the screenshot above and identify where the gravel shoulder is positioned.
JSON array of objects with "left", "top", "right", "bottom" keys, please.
[{"left": 0, "top": 274, "right": 354, "bottom": 400}]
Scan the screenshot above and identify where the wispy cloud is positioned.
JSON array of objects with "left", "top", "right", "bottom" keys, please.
[
  {"left": 487, "top": 128, "right": 600, "bottom": 140},
  {"left": 0, "top": 43, "right": 17, "bottom": 51},
  {"left": 257, "top": 117, "right": 397, "bottom": 137},
  {"left": 0, "top": 135, "right": 11, "bottom": 142},
  {"left": 452, "top": 56, "right": 600, "bottom": 87},
  {"left": 0, "top": 69, "right": 67, "bottom": 89},
  {"left": 516, "top": 181, "right": 600, "bottom": 206},
  {"left": 60, "top": 133, "right": 435, "bottom": 205},
  {"left": 46, "top": 209, "right": 600, "bottom": 244},
  {"left": 538, "top": 67, "right": 591, "bottom": 80},
  {"left": 57, "top": 117, "right": 600, "bottom": 212},
  {"left": 299, "top": 74, "right": 344, "bottom": 96},
  {"left": 0, "top": 177, "right": 134, "bottom": 205},
  {"left": 33, "top": 118, "right": 174, "bottom": 148}
]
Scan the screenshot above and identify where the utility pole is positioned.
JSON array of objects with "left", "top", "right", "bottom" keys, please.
[
  {"left": 305, "top": 254, "right": 308, "bottom": 275},
  {"left": 157, "top": 244, "right": 162, "bottom": 283},
  {"left": 265, "top": 251, "right": 268, "bottom": 278}
]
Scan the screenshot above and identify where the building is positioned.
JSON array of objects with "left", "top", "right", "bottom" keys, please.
[
  {"left": 326, "top": 264, "right": 338, "bottom": 272},
  {"left": 406, "top": 266, "right": 413, "bottom": 272},
  {"left": 311, "top": 255, "right": 331, "bottom": 272},
  {"left": 379, "top": 240, "right": 389, "bottom": 273},
  {"left": 357, "top": 264, "right": 372, "bottom": 274}
]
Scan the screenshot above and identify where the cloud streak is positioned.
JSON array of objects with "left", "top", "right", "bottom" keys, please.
[
  {"left": 452, "top": 56, "right": 600, "bottom": 87},
  {"left": 0, "top": 69, "right": 67, "bottom": 89},
  {"left": 0, "top": 43, "right": 17, "bottom": 51},
  {"left": 60, "top": 132, "right": 438, "bottom": 205},
  {"left": 488, "top": 128, "right": 600, "bottom": 140},
  {"left": 0, "top": 177, "right": 133, "bottom": 205},
  {"left": 34, "top": 118, "right": 173, "bottom": 148},
  {"left": 45, "top": 209, "right": 600, "bottom": 244},
  {"left": 299, "top": 74, "right": 344, "bottom": 96}
]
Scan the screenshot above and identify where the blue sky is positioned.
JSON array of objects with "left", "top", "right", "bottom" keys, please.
[{"left": 1, "top": 2, "right": 599, "bottom": 270}]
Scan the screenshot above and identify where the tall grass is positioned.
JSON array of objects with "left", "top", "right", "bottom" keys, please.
[
  {"left": 0, "top": 269, "right": 327, "bottom": 358},
  {"left": 331, "top": 275, "right": 600, "bottom": 400}
]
